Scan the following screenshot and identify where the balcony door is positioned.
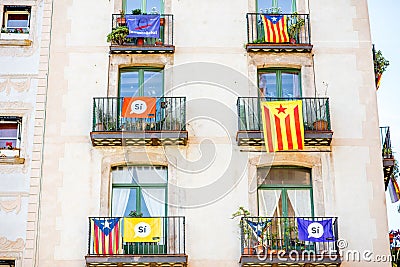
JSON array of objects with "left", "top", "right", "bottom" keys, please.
[
  {"left": 123, "top": 0, "right": 164, "bottom": 14},
  {"left": 257, "top": 167, "right": 313, "bottom": 217},
  {"left": 257, "top": 0, "right": 297, "bottom": 13},
  {"left": 119, "top": 68, "right": 164, "bottom": 98},
  {"left": 258, "top": 69, "right": 301, "bottom": 98}
]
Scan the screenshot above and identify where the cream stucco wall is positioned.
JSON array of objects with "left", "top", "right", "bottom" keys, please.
[{"left": 31, "top": 0, "right": 391, "bottom": 267}]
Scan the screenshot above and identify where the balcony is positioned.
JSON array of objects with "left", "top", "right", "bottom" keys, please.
[
  {"left": 239, "top": 217, "right": 341, "bottom": 266},
  {"left": 85, "top": 216, "right": 187, "bottom": 267},
  {"left": 246, "top": 13, "right": 312, "bottom": 53},
  {"left": 237, "top": 97, "right": 333, "bottom": 147},
  {"left": 90, "top": 97, "right": 187, "bottom": 146},
  {"left": 381, "top": 126, "right": 396, "bottom": 188},
  {"left": 109, "top": 14, "right": 174, "bottom": 54}
]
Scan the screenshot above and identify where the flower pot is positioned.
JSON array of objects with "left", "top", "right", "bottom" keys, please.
[
  {"left": 255, "top": 245, "right": 265, "bottom": 255},
  {"left": 95, "top": 123, "right": 104, "bottom": 131},
  {"left": 160, "top": 17, "right": 165, "bottom": 26},
  {"left": 313, "top": 120, "right": 328, "bottom": 131},
  {"left": 243, "top": 247, "right": 254, "bottom": 255},
  {"left": 117, "top": 17, "right": 126, "bottom": 26},
  {"left": 290, "top": 37, "right": 296, "bottom": 44},
  {"left": 137, "top": 37, "right": 144, "bottom": 46}
]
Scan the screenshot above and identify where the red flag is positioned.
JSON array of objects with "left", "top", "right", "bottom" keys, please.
[
  {"left": 261, "top": 15, "right": 289, "bottom": 43},
  {"left": 91, "top": 218, "right": 122, "bottom": 254}
]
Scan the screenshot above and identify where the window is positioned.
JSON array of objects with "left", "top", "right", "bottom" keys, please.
[
  {"left": 257, "top": 167, "right": 313, "bottom": 217},
  {"left": 0, "top": 116, "right": 22, "bottom": 158},
  {"left": 257, "top": 0, "right": 296, "bottom": 13},
  {"left": 111, "top": 166, "right": 167, "bottom": 217},
  {"left": 0, "top": 259, "right": 15, "bottom": 267},
  {"left": 123, "top": 0, "right": 164, "bottom": 14},
  {"left": 119, "top": 68, "right": 164, "bottom": 97},
  {"left": 2, "top": 6, "right": 31, "bottom": 33},
  {"left": 258, "top": 69, "right": 301, "bottom": 98}
]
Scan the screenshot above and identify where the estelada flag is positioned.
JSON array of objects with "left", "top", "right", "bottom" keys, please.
[
  {"left": 124, "top": 217, "right": 162, "bottom": 242},
  {"left": 261, "top": 100, "right": 304, "bottom": 152},
  {"left": 90, "top": 218, "right": 122, "bottom": 254},
  {"left": 122, "top": 97, "right": 156, "bottom": 118},
  {"left": 261, "top": 15, "right": 289, "bottom": 43}
]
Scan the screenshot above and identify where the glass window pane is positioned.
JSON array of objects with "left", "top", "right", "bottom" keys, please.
[
  {"left": 143, "top": 70, "right": 163, "bottom": 96},
  {"left": 120, "top": 70, "right": 140, "bottom": 97},
  {"left": 146, "top": 0, "right": 163, "bottom": 14},
  {"left": 141, "top": 188, "right": 165, "bottom": 216},
  {"left": 258, "top": 189, "right": 282, "bottom": 216},
  {"left": 112, "top": 188, "right": 137, "bottom": 217},
  {"left": 281, "top": 71, "right": 300, "bottom": 97},
  {"left": 258, "top": 167, "right": 311, "bottom": 185},
  {"left": 130, "top": 166, "right": 167, "bottom": 184},
  {"left": 7, "top": 14, "right": 29, "bottom": 28},
  {"left": 125, "top": 0, "right": 142, "bottom": 13},
  {"left": 0, "top": 123, "right": 18, "bottom": 138},
  {"left": 287, "top": 190, "right": 311, "bottom": 216},
  {"left": 278, "top": 0, "right": 294, "bottom": 13},
  {"left": 259, "top": 73, "right": 277, "bottom": 97}
]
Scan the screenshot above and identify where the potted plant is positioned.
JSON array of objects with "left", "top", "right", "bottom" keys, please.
[
  {"left": 374, "top": 49, "right": 389, "bottom": 89},
  {"left": 132, "top": 8, "right": 142, "bottom": 15},
  {"left": 287, "top": 14, "right": 305, "bottom": 44},
  {"left": 107, "top": 26, "right": 129, "bottom": 45},
  {"left": 116, "top": 9, "right": 126, "bottom": 26},
  {"left": 232, "top": 207, "right": 255, "bottom": 255}
]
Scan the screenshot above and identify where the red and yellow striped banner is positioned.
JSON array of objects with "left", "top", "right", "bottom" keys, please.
[
  {"left": 261, "top": 15, "right": 289, "bottom": 43},
  {"left": 261, "top": 100, "right": 304, "bottom": 152}
]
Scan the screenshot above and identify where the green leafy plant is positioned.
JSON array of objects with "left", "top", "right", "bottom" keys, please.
[
  {"left": 107, "top": 26, "right": 129, "bottom": 45},
  {"left": 128, "top": 210, "right": 143, "bottom": 217},
  {"left": 251, "top": 37, "right": 265, "bottom": 44},
  {"left": 132, "top": 8, "right": 142, "bottom": 15},
  {"left": 287, "top": 14, "right": 305, "bottom": 42},
  {"left": 374, "top": 49, "right": 389, "bottom": 76}
]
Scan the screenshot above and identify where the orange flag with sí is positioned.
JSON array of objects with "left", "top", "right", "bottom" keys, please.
[
  {"left": 261, "top": 100, "right": 304, "bottom": 152},
  {"left": 121, "top": 97, "right": 156, "bottom": 118}
]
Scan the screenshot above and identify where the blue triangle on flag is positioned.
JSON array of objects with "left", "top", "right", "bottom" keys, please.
[
  {"left": 266, "top": 15, "right": 283, "bottom": 24},
  {"left": 93, "top": 218, "right": 120, "bottom": 236}
]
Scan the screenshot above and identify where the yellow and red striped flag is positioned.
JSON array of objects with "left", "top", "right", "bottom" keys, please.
[
  {"left": 91, "top": 218, "right": 122, "bottom": 254},
  {"left": 261, "top": 15, "right": 289, "bottom": 43},
  {"left": 261, "top": 100, "right": 304, "bottom": 152}
]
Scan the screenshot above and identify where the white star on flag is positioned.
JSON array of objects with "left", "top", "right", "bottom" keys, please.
[{"left": 271, "top": 17, "right": 277, "bottom": 22}]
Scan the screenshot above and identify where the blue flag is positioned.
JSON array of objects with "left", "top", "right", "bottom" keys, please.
[
  {"left": 246, "top": 219, "right": 271, "bottom": 238},
  {"left": 126, "top": 15, "right": 160, "bottom": 38},
  {"left": 296, "top": 218, "right": 334, "bottom": 242}
]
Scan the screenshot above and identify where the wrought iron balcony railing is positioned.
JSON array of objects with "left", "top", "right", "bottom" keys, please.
[
  {"left": 87, "top": 216, "right": 185, "bottom": 256},
  {"left": 92, "top": 97, "right": 186, "bottom": 132},
  {"left": 380, "top": 126, "right": 393, "bottom": 159},
  {"left": 237, "top": 97, "right": 331, "bottom": 132},
  {"left": 246, "top": 13, "right": 311, "bottom": 52},
  {"left": 240, "top": 217, "right": 340, "bottom": 259},
  {"left": 110, "top": 14, "right": 174, "bottom": 53}
]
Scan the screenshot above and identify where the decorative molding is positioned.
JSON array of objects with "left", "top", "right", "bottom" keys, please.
[
  {"left": 0, "top": 77, "right": 31, "bottom": 95},
  {"left": 0, "top": 237, "right": 25, "bottom": 251},
  {"left": 0, "top": 193, "right": 28, "bottom": 214}
]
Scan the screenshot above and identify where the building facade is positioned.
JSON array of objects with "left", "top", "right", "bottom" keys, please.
[{"left": 0, "top": 0, "right": 395, "bottom": 266}]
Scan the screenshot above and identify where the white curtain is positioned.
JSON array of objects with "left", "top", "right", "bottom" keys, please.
[
  {"left": 287, "top": 190, "right": 311, "bottom": 217},
  {"left": 111, "top": 168, "right": 132, "bottom": 217},
  {"left": 142, "top": 188, "right": 165, "bottom": 217},
  {"left": 259, "top": 190, "right": 281, "bottom": 216},
  {"left": 292, "top": 74, "right": 300, "bottom": 97}
]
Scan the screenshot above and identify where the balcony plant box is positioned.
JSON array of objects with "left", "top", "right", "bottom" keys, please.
[{"left": 0, "top": 33, "right": 29, "bottom": 40}]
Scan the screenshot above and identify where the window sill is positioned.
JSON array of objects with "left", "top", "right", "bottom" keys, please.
[
  {"left": 0, "top": 33, "right": 32, "bottom": 46},
  {"left": 0, "top": 157, "right": 25, "bottom": 164}
]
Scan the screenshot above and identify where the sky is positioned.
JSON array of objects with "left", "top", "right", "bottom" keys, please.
[{"left": 367, "top": 0, "right": 400, "bottom": 230}]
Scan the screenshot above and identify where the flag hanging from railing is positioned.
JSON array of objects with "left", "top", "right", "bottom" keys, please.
[
  {"left": 91, "top": 218, "right": 122, "bottom": 254},
  {"left": 261, "top": 15, "right": 289, "bottom": 43},
  {"left": 388, "top": 177, "right": 400, "bottom": 203},
  {"left": 124, "top": 217, "right": 162, "bottom": 242},
  {"left": 126, "top": 14, "right": 160, "bottom": 38},
  {"left": 297, "top": 218, "right": 334, "bottom": 242},
  {"left": 261, "top": 100, "right": 304, "bottom": 152},
  {"left": 121, "top": 97, "right": 156, "bottom": 118}
]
